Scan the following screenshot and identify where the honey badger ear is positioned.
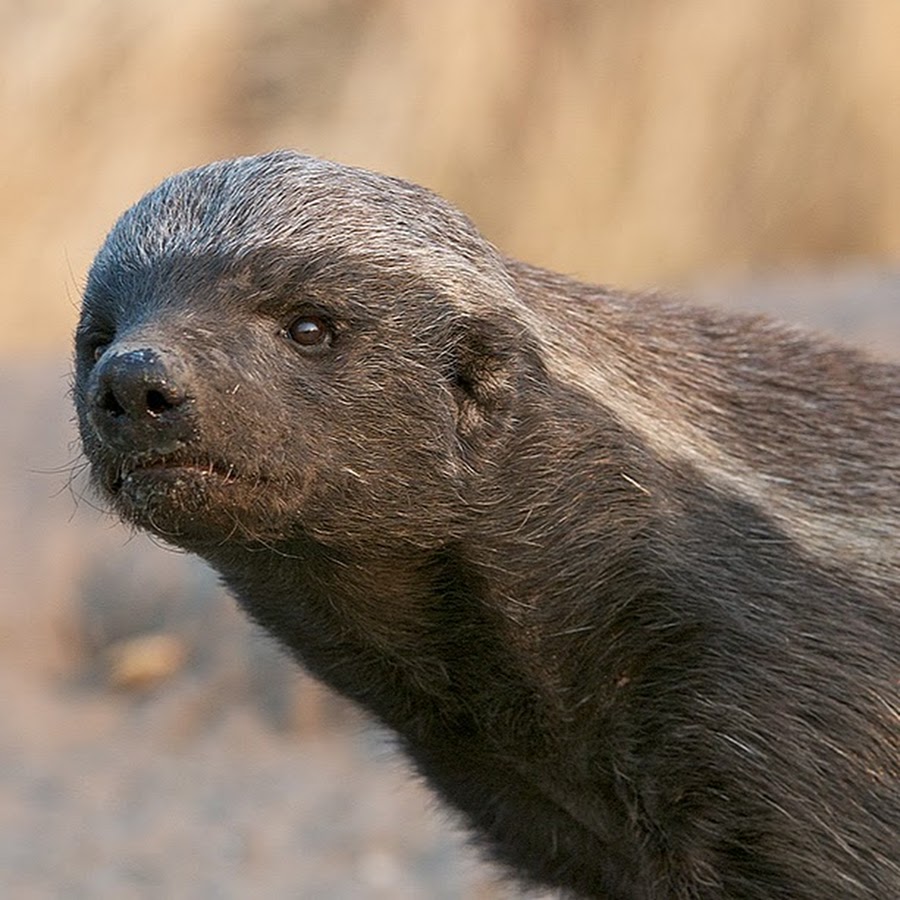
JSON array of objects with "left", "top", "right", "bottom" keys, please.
[{"left": 449, "top": 313, "right": 529, "bottom": 449}]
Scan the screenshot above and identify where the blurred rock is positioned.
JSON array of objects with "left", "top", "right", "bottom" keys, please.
[{"left": 105, "top": 632, "right": 189, "bottom": 691}]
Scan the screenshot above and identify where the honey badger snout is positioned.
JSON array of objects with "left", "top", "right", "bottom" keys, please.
[{"left": 87, "top": 344, "right": 197, "bottom": 455}]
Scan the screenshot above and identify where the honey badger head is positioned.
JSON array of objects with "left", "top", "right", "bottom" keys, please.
[{"left": 73, "top": 151, "right": 536, "bottom": 551}]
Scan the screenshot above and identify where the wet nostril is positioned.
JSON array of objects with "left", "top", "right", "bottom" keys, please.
[
  {"left": 146, "top": 388, "right": 174, "bottom": 416},
  {"left": 98, "top": 385, "right": 178, "bottom": 419},
  {"left": 100, "top": 388, "right": 126, "bottom": 417}
]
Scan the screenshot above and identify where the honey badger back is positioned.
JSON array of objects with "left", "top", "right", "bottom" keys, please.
[{"left": 73, "top": 151, "right": 900, "bottom": 899}]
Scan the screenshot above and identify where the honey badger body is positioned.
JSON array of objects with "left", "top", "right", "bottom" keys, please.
[{"left": 74, "top": 151, "right": 900, "bottom": 898}]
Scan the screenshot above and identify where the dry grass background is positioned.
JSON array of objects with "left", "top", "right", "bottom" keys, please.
[
  {"left": 3, "top": 0, "right": 900, "bottom": 355},
  {"left": 3, "top": 2, "right": 900, "bottom": 897}
]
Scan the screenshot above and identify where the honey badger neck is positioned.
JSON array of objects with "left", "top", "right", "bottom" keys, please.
[{"left": 212, "top": 540, "right": 516, "bottom": 742}]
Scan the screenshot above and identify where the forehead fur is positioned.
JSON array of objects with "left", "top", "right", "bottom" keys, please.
[{"left": 90, "top": 150, "right": 516, "bottom": 315}]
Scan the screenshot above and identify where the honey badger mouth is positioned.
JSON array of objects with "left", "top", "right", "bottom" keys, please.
[
  {"left": 91, "top": 448, "right": 287, "bottom": 545},
  {"left": 106, "top": 455, "right": 240, "bottom": 496}
]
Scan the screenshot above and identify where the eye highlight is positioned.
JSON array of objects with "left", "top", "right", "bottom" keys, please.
[{"left": 286, "top": 314, "right": 333, "bottom": 349}]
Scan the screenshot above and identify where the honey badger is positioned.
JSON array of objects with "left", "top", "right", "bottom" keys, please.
[{"left": 73, "top": 151, "right": 899, "bottom": 899}]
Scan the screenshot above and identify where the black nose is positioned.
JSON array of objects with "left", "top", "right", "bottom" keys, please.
[{"left": 88, "top": 346, "right": 196, "bottom": 454}]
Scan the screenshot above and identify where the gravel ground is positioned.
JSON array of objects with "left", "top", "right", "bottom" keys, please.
[{"left": 2, "top": 267, "right": 897, "bottom": 898}]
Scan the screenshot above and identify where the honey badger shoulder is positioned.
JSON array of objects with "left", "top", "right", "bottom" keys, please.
[{"left": 74, "top": 150, "right": 900, "bottom": 899}]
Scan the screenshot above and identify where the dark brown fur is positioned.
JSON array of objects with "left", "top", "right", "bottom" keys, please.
[{"left": 73, "top": 151, "right": 899, "bottom": 899}]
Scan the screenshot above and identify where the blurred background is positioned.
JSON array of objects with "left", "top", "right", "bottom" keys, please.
[{"left": 2, "top": 1, "right": 899, "bottom": 897}]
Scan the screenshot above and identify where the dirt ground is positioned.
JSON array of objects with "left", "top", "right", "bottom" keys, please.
[{"left": 2, "top": 268, "right": 897, "bottom": 898}]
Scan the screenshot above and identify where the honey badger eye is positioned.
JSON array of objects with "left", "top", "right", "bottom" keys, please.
[
  {"left": 79, "top": 333, "right": 112, "bottom": 365},
  {"left": 286, "top": 315, "right": 332, "bottom": 348}
]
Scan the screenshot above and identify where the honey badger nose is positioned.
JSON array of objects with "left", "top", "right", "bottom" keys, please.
[{"left": 88, "top": 345, "right": 196, "bottom": 454}]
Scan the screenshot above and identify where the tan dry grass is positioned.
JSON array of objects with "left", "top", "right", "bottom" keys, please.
[{"left": 2, "top": 0, "right": 899, "bottom": 354}]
